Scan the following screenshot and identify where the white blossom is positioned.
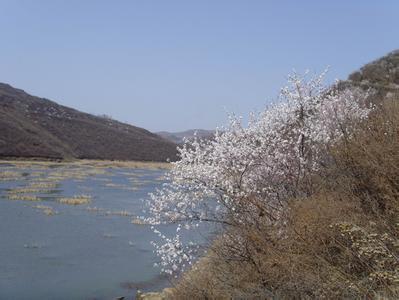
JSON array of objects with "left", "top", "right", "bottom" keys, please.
[{"left": 146, "top": 71, "right": 372, "bottom": 275}]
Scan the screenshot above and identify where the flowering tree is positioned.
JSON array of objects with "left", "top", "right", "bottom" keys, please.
[{"left": 146, "top": 71, "right": 372, "bottom": 275}]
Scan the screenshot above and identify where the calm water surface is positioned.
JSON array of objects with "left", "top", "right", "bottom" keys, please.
[{"left": 0, "top": 163, "right": 177, "bottom": 300}]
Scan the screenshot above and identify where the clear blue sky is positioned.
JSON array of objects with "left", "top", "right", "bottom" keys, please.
[{"left": 0, "top": 1, "right": 397, "bottom": 132}]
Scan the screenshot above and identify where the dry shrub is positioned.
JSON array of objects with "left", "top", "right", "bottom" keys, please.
[
  {"left": 328, "top": 98, "right": 399, "bottom": 219},
  {"left": 171, "top": 99, "right": 399, "bottom": 299}
]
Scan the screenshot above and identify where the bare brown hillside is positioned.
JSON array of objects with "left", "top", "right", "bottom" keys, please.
[{"left": 0, "top": 83, "right": 177, "bottom": 161}]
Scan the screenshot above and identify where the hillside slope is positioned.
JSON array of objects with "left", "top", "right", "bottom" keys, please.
[
  {"left": 349, "top": 49, "right": 399, "bottom": 88},
  {"left": 344, "top": 49, "right": 399, "bottom": 102},
  {"left": 156, "top": 129, "right": 216, "bottom": 144},
  {"left": 0, "top": 83, "right": 177, "bottom": 161}
]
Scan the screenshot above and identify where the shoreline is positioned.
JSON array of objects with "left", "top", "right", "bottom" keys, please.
[
  {"left": 0, "top": 158, "right": 172, "bottom": 170},
  {"left": 136, "top": 288, "right": 175, "bottom": 300}
]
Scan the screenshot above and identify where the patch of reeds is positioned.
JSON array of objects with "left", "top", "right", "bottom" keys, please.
[
  {"left": 0, "top": 171, "right": 22, "bottom": 181},
  {"left": 58, "top": 194, "right": 92, "bottom": 205},
  {"left": 106, "top": 210, "right": 133, "bottom": 217},
  {"left": 131, "top": 217, "right": 149, "bottom": 225},
  {"left": 7, "top": 194, "right": 40, "bottom": 201},
  {"left": 34, "top": 205, "right": 57, "bottom": 216}
]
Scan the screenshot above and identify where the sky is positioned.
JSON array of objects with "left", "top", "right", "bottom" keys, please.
[{"left": 0, "top": 1, "right": 398, "bottom": 132}]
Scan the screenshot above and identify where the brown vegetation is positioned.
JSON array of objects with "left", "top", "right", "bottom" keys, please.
[
  {"left": 58, "top": 195, "right": 92, "bottom": 205},
  {"left": 0, "top": 82, "right": 177, "bottom": 162},
  {"left": 171, "top": 98, "right": 399, "bottom": 299}
]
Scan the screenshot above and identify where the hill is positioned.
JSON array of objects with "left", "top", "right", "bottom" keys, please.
[
  {"left": 156, "top": 129, "right": 216, "bottom": 144},
  {"left": 0, "top": 83, "right": 177, "bottom": 161},
  {"left": 349, "top": 49, "right": 399, "bottom": 88},
  {"left": 343, "top": 49, "right": 399, "bottom": 102}
]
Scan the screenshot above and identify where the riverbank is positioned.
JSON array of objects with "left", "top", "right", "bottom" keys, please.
[
  {"left": 0, "top": 158, "right": 171, "bottom": 170},
  {"left": 136, "top": 288, "right": 174, "bottom": 300}
]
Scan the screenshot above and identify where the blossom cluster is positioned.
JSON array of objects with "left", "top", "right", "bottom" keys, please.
[
  {"left": 332, "top": 222, "right": 399, "bottom": 288},
  {"left": 147, "top": 71, "right": 372, "bottom": 275},
  {"left": 151, "top": 226, "right": 200, "bottom": 275}
]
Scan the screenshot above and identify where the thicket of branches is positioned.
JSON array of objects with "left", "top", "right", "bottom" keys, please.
[
  {"left": 145, "top": 72, "right": 399, "bottom": 298},
  {"left": 171, "top": 97, "right": 399, "bottom": 299}
]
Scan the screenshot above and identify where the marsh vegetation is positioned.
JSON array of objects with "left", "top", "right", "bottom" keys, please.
[{"left": 0, "top": 160, "right": 178, "bottom": 300}]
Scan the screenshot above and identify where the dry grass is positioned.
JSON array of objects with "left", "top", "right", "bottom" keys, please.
[
  {"left": 86, "top": 206, "right": 104, "bottom": 212},
  {"left": 6, "top": 181, "right": 59, "bottom": 195},
  {"left": 8, "top": 188, "right": 43, "bottom": 194},
  {"left": 0, "top": 159, "right": 171, "bottom": 170},
  {"left": 105, "top": 210, "right": 132, "bottom": 217},
  {"left": 77, "top": 159, "right": 171, "bottom": 170},
  {"left": 7, "top": 194, "right": 40, "bottom": 201},
  {"left": 28, "top": 182, "right": 58, "bottom": 189},
  {"left": 7, "top": 187, "right": 55, "bottom": 194},
  {"left": 171, "top": 99, "right": 399, "bottom": 299},
  {"left": 58, "top": 194, "right": 92, "bottom": 205},
  {"left": 104, "top": 182, "right": 125, "bottom": 188},
  {"left": 131, "top": 217, "right": 149, "bottom": 225},
  {"left": 34, "top": 205, "right": 57, "bottom": 216},
  {"left": 0, "top": 170, "right": 23, "bottom": 181}
]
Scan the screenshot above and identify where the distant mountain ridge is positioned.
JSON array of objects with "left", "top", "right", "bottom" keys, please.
[
  {"left": 156, "top": 129, "right": 216, "bottom": 144},
  {"left": 0, "top": 83, "right": 177, "bottom": 161}
]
